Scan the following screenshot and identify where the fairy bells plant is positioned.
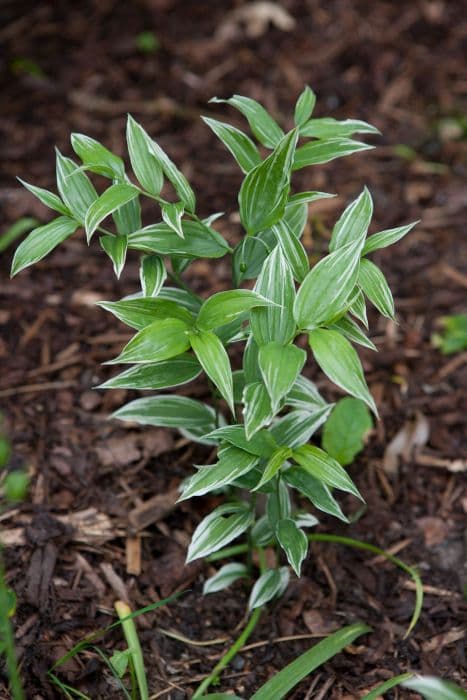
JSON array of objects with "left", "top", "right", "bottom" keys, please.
[{"left": 11, "top": 87, "right": 416, "bottom": 610}]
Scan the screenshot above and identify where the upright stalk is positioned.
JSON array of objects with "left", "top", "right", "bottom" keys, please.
[{"left": 0, "top": 551, "right": 24, "bottom": 700}]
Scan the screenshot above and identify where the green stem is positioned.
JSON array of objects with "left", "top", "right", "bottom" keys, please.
[
  {"left": 206, "top": 543, "right": 249, "bottom": 562},
  {"left": 193, "top": 606, "right": 263, "bottom": 699},
  {"left": 246, "top": 495, "right": 257, "bottom": 574},
  {"left": 115, "top": 601, "right": 148, "bottom": 700},
  {"left": 0, "top": 551, "right": 24, "bottom": 700}
]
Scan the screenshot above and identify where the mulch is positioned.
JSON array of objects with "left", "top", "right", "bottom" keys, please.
[{"left": 0, "top": 1, "right": 466, "bottom": 698}]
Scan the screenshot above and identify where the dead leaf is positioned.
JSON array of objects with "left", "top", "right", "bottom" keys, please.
[
  {"left": 416, "top": 516, "right": 450, "bottom": 546},
  {"left": 216, "top": 2, "right": 295, "bottom": 40},
  {"left": 303, "top": 609, "right": 339, "bottom": 635},
  {"left": 422, "top": 627, "right": 466, "bottom": 653},
  {"left": 383, "top": 411, "right": 430, "bottom": 475},
  {"left": 95, "top": 434, "right": 141, "bottom": 467}
]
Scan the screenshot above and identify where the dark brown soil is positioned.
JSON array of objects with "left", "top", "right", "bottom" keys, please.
[{"left": 1, "top": 1, "right": 466, "bottom": 698}]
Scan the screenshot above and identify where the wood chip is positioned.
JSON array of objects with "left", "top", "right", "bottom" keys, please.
[
  {"left": 126, "top": 536, "right": 142, "bottom": 576},
  {"left": 128, "top": 488, "right": 180, "bottom": 532}
]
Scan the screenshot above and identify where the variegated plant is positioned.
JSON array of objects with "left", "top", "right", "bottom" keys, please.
[{"left": 11, "top": 87, "right": 416, "bottom": 609}]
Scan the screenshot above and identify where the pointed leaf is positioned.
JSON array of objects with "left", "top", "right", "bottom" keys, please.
[
  {"left": 203, "top": 425, "right": 277, "bottom": 458},
  {"left": 203, "top": 563, "right": 248, "bottom": 595},
  {"left": 202, "top": 117, "right": 261, "bottom": 172},
  {"left": 283, "top": 201, "right": 308, "bottom": 238},
  {"left": 292, "top": 445, "right": 363, "bottom": 499},
  {"left": 56, "top": 150, "right": 98, "bottom": 223},
  {"left": 147, "top": 140, "right": 195, "bottom": 213},
  {"left": 190, "top": 330, "right": 234, "bottom": 414},
  {"left": 243, "top": 381, "right": 273, "bottom": 439},
  {"left": 243, "top": 335, "right": 261, "bottom": 384},
  {"left": 276, "top": 518, "right": 308, "bottom": 576},
  {"left": 11, "top": 216, "right": 79, "bottom": 276},
  {"left": 197, "top": 290, "right": 276, "bottom": 331},
  {"left": 18, "top": 178, "right": 70, "bottom": 215},
  {"left": 259, "top": 342, "right": 306, "bottom": 411},
  {"left": 402, "top": 676, "right": 467, "bottom": 700},
  {"left": 98, "top": 354, "right": 201, "bottom": 390},
  {"left": 294, "top": 86, "right": 316, "bottom": 127},
  {"left": 71, "top": 133, "right": 125, "bottom": 178},
  {"left": 329, "top": 315, "right": 377, "bottom": 351},
  {"left": 287, "top": 191, "right": 335, "bottom": 207},
  {"left": 239, "top": 129, "right": 298, "bottom": 235},
  {"left": 211, "top": 95, "right": 284, "bottom": 148},
  {"left": 309, "top": 329, "right": 377, "bottom": 414},
  {"left": 270, "top": 406, "right": 332, "bottom": 449},
  {"left": 98, "top": 297, "right": 193, "bottom": 329},
  {"left": 251, "top": 246, "right": 296, "bottom": 345},
  {"left": 126, "top": 115, "right": 164, "bottom": 195},
  {"left": 158, "top": 286, "right": 202, "bottom": 313},
  {"left": 358, "top": 258, "right": 395, "bottom": 319},
  {"left": 249, "top": 568, "right": 290, "bottom": 610},
  {"left": 300, "top": 118, "right": 379, "bottom": 139},
  {"left": 112, "top": 395, "right": 216, "bottom": 430},
  {"left": 284, "top": 467, "right": 348, "bottom": 522},
  {"left": 253, "top": 447, "right": 292, "bottom": 491},
  {"left": 187, "top": 503, "right": 253, "bottom": 562},
  {"left": 113, "top": 192, "right": 141, "bottom": 235},
  {"left": 286, "top": 375, "right": 327, "bottom": 411},
  {"left": 128, "top": 220, "right": 230, "bottom": 258},
  {"left": 161, "top": 201, "right": 184, "bottom": 238},
  {"left": 267, "top": 478, "right": 291, "bottom": 525},
  {"left": 362, "top": 221, "right": 418, "bottom": 255},
  {"left": 293, "top": 139, "right": 374, "bottom": 170},
  {"left": 273, "top": 219, "right": 309, "bottom": 282},
  {"left": 109, "top": 318, "right": 191, "bottom": 364},
  {"left": 180, "top": 446, "right": 258, "bottom": 500},
  {"left": 100, "top": 234, "right": 128, "bottom": 278},
  {"left": 139, "top": 254, "right": 166, "bottom": 297},
  {"left": 85, "top": 183, "right": 139, "bottom": 241},
  {"left": 322, "top": 397, "right": 372, "bottom": 466},
  {"left": 349, "top": 288, "right": 368, "bottom": 328},
  {"left": 329, "top": 188, "right": 373, "bottom": 252}
]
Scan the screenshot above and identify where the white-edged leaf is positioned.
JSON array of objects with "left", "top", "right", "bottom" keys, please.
[
  {"left": 348, "top": 288, "right": 368, "bottom": 328},
  {"left": 251, "top": 246, "right": 296, "bottom": 345},
  {"left": 85, "top": 183, "right": 139, "bottom": 242},
  {"left": 98, "top": 297, "right": 193, "bottom": 329},
  {"left": 190, "top": 330, "right": 234, "bottom": 414},
  {"left": 147, "top": 139, "right": 196, "bottom": 212},
  {"left": 243, "top": 381, "right": 273, "bottom": 440},
  {"left": 203, "top": 563, "right": 248, "bottom": 594},
  {"left": 294, "top": 239, "right": 363, "bottom": 329},
  {"left": 358, "top": 258, "right": 395, "bottom": 319},
  {"left": 112, "top": 394, "right": 216, "bottom": 430},
  {"left": 286, "top": 375, "right": 327, "bottom": 411},
  {"left": 329, "top": 187, "right": 373, "bottom": 252},
  {"left": 362, "top": 221, "right": 418, "bottom": 255},
  {"left": 187, "top": 503, "right": 253, "bottom": 562},
  {"left": 309, "top": 328, "right": 377, "bottom": 415},
  {"left": 98, "top": 354, "right": 201, "bottom": 390},
  {"left": 202, "top": 117, "right": 261, "bottom": 173},
  {"left": 283, "top": 201, "right": 307, "bottom": 238},
  {"left": 402, "top": 676, "right": 467, "bottom": 700},
  {"left": 329, "top": 315, "right": 377, "bottom": 351},
  {"left": 211, "top": 95, "right": 284, "bottom": 148},
  {"left": 239, "top": 129, "right": 298, "bottom": 235},
  {"left": 197, "top": 290, "right": 275, "bottom": 331},
  {"left": 161, "top": 201, "right": 185, "bottom": 238},
  {"left": 203, "top": 425, "right": 277, "bottom": 458},
  {"left": 270, "top": 405, "right": 332, "bottom": 449},
  {"left": 276, "top": 518, "right": 308, "bottom": 576},
  {"left": 17, "top": 178, "right": 70, "bottom": 216},
  {"left": 180, "top": 446, "right": 258, "bottom": 500},
  {"left": 139, "top": 254, "right": 166, "bottom": 297},
  {"left": 55, "top": 150, "right": 98, "bottom": 223},
  {"left": 273, "top": 219, "right": 309, "bottom": 282},
  {"left": 293, "top": 139, "right": 374, "bottom": 170},
  {"left": 300, "top": 118, "right": 379, "bottom": 139},
  {"left": 248, "top": 567, "right": 290, "bottom": 610},
  {"left": 253, "top": 446, "right": 292, "bottom": 491},
  {"left": 267, "top": 478, "right": 292, "bottom": 525},
  {"left": 126, "top": 115, "right": 164, "bottom": 195},
  {"left": 292, "top": 444, "right": 363, "bottom": 499},
  {"left": 259, "top": 342, "right": 306, "bottom": 411},
  {"left": 128, "top": 220, "right": 230, "bottom": 259},
  {"left": 112, "top": 191, "right": 141, "bottom": 235},
  {"left": 251, "top": 515, "right": 274, "bottom": 547},
  {"left": 158, "top": 286, "right": 202, "bottom": 313},
  {"left": 284, "top": 467, "right": 348, "bottom": 522},
  {"left": 294, "top": 86, "right": 316, "bottom": 127},
  {"left": 71, "top": 133, "right": 125, "bottom": 178},
  {"left": 108, "top": 317, "right": 191, "bottom": 364},
  {"left": 293, "top": 512, "right": 319, "bottom": 529},
  {"left": 287, "top": 191, "right": 335, "bottom": 207},
  {"left": 11, "top": 216, "right": 79, "bottom": 277},
  {"left": 99, "top": 234, "right": 128, "bottom": 278}
]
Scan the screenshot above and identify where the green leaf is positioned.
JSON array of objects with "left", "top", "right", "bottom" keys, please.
[
  {"left": 250, "top": 623, "right": 371, "bottom": 700},
  {"left": 203, "top": 425, "right": 277, "bottom": 458},
  {"left": 113, "top": 191, "right": 141, "bottom": 235},
  {"left": 18, "top": 178, "right": 70, "bottom": 215},
  {"left": 251, "top": 246, "right": 296, "bottom": 346},
  {"left": 187, "top": 503, "right": 253, "bottom": 562},
  {"left": 85, "top": 183, "right": 139, "bottom": 242},
  {"left": 109, "top": 649, "right": 130, "bottom": 678},
  {"left": 243, "top": 381, "right": 274, "bottom": 440},
  {"left": 147, "top": 138, "right": 196, "bottom": 213},
  {"left": 349, "top": 288, "right": 368, "bottom": 328},
  {"left": 203, "top": 563, "right": 248, "bottom": 595},
  {"left": 259, "top": 342, "right": 306, "bottom": 411},
  {"left": 309, "top": 329, "right": 377, "bottom": 415},
  {"left": 294, "top": 240, "right": 363, "bottom": 329},
  {"left": 292, "top": 445, "right": 362, "bottom": 499},
  {"left": 286, "top": 374, "right": 327, "bottom": 411},
  {"left": 267, "top": 478, "right": 291, "bottom": 525},
  {"left": 273, "top": 219, "right": 309, "bottom": 282},
  {"left": 294, "top": 86, "right": 316, "bottom": 127},
  {"left": 300, "top": 118, "right": 379, "bottom": 139},
  {"left": 283, "top": 201, "right": 308, "bottom": 238},
  {"left": 161, "top": 201, "right": 184, "bottom": 238},
  {"left": 180, "top": 446, "right": 258, "bottom": 500},
  {"left": 276, "top": 518, "right": 308, "bottom": 576},
  {"left": 402, "top": 676, "right": 467, "bottom": 700},
  {"left": 270, "top": 406, "right": 332, "bottom": 449},
  {"left": 55, "top": 150, "right": 98, "bottom": 223},
  {"left": 284, "top": 467, "right": 348, "bottom": 522},
  {"left": 11, "top": 216, "right": 80, "bottom": 276},
  {"left": 432, "top": 314, "right": 467, "bottom": 355},
  {"left": 248, "top": 568, "right": 290, "bottom": 610},
  {"left": 71, "top": 133, "right": 125, "bottom": 178},
  {"left": 98, "top": 297, "right": 193, "bottom": 329},
  {"left": 98, "top": 354, "right": 201, "bottom": 390},
  {"left": 139, "top": 254, "right": 166, "bottom": 297},
  {"left": 197, "top": 290, "right": 275, "bottom": 331},
  {"left": 128, "top": 220, "right": 230, "bottom": 259},
  {"left": 109, "top": 318, "right": 191, "bottom": 364},
  {"left": 211, "top": 95, "right": 284, "bottom": 148},
  {"left": 361, "top": 674, "right": 414, "bottom": 700},
  {"left": 113, "top": 395, "right": 216, "bottom": 431},
  {"left": 293, "top": 139, "right": 374, "bottom": 170},
  {"left": 202, "top": 117, "right": 261, "bottom": 173},
  {"left": 189, "top": 329, "right": 233, "bottom": 411},
  {"left": 253, "top": 446, "right": 293, "bottom": 491},
  {"left": 329, "top": 315, "right": 377, "bottom": 351},
  {"left": 322, "top": 397, "right": 372, "bottom": 466},
  {"left": 126, "top": 115, "right": 164, "bottom": 195},
  {"left": 232, "top": 235, "right": 271, "bottom": 285},
  {"left": 329, "top": 187, "right": 373, "bottom": 252},
  {"left": 239, "top": 129, "right": 298, "bottom": 235},
  {"left": 358, "top": 258, "right": 395, "bottom": 319},
  {"left": 287, "top": 191, "right": 335, "bottom": 207},
  {"left": 362, "top": 221, "right": 418, "bottom": 255},
  {"left": 100, "top": 234, "right": 128, "bottom": 278}
]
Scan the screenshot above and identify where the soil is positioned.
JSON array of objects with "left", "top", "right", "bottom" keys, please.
[{"left": 0, "top": 1, "right": 466, "bottom": 698}]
